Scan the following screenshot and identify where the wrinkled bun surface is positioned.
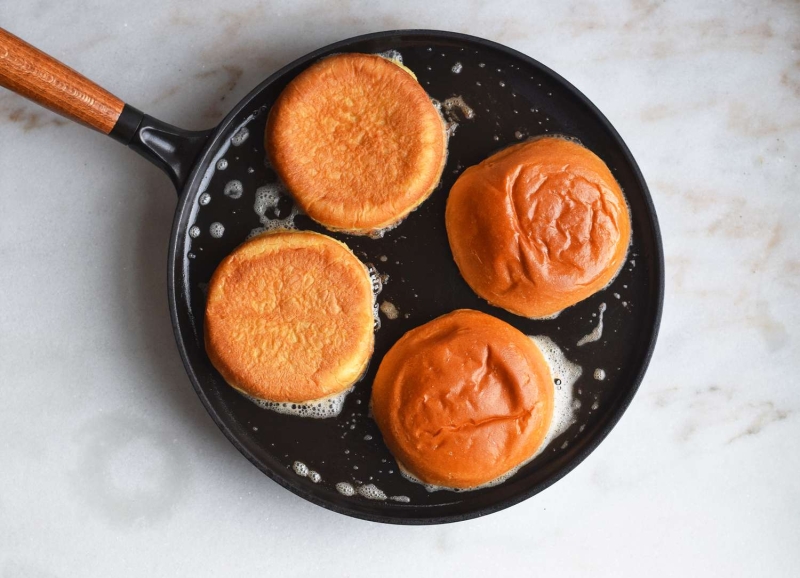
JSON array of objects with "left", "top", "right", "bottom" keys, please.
[
  {"left": 371, "top": 309, "right": 553, "bottom": 489},
  {"left": 446, "top": 137, "right": 631, "bottom": 318}
]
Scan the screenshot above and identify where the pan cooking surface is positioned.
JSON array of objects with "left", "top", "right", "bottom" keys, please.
[{"left": 172, "top": 32, "right": 662, "bottom": 524}]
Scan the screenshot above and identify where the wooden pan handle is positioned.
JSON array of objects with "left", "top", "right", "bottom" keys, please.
[{"left": 0, "top": 27, "right": 123, "bottom": 134}]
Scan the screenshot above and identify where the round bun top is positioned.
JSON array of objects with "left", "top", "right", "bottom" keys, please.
[
  {"left": 446, "top": 137, "right": 631, "bottom": 318},
  {"left": 371, "top": 309, "right": 554, "bottom": 489}
]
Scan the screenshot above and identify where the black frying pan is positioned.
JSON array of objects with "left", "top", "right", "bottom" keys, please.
[{"left": 0, "top": 28, "right": 664, "bottom": 524}]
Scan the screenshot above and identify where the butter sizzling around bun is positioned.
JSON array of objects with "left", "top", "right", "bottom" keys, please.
[
  {"left": 266, "top": 53, "right": 447, "bottom": 235},
  {"left": 371, "top": 309, "right": 554, "bottom": 489},
  {"left": 205, "top": 230, "right": 374, "bottom": 404},
  {"left": 446, "top": 137, "right": 631, "bottom": 318}
]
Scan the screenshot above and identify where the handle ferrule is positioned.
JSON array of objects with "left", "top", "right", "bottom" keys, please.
[{"left": 109, "top": 104, "right": 144, "bottom": 145}]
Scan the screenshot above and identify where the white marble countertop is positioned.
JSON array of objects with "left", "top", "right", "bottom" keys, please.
[{"left": 1, "top": 1, "right": 798, "bottom": 576}]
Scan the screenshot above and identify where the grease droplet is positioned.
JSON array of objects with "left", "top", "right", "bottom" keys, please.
[{"left": 224, "top": 180, "right": 243, "bottom": 199}]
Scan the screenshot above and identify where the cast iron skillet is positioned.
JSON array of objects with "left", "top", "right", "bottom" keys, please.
[{"left": 0, "top": 28, "right": 663, "bottom": 524}]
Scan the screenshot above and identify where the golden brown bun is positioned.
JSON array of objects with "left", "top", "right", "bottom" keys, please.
[
  {"left": 266, "top": 53, "right": 447, "bottom": 235},
  {"left": 371, "top": 309, "right": 553, "bottom": 489},
  {"left": 204, "top": 230, "right": 374, "bottom": 403},
  {"left": 446, "top": 137, "right": 631, "bottom": 318}
]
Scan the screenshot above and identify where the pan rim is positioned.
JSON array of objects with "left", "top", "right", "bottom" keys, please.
[{"left": 166, "top": 29, "right": 665, "bottom": 525}]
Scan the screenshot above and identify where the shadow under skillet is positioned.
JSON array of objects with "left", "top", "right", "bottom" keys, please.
[{"left": 110, "top": 157, "right": 234, "bottom": 454}]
